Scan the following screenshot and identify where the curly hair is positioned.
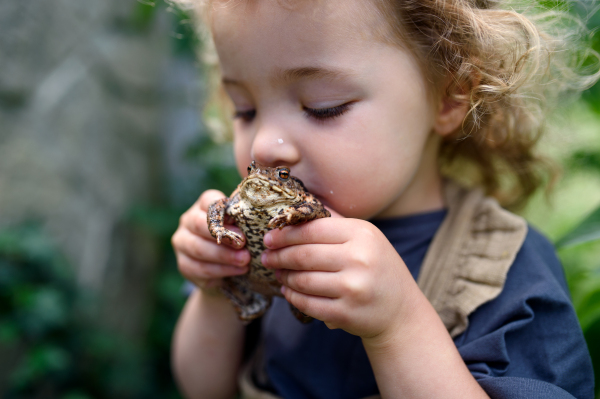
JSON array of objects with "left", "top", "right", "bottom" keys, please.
[
  {"left": 373, "top": 0, "right": 599, "bottom": 208},
  {"left": 171, "top": 0, "right": 599, "bottom": 209}
]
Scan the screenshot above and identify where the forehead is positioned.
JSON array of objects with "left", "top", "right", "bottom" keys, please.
[
  {"left": 210, "top": 0, "right": 383, "bottom": 33},
  {"left": 209, "top": 0, "right": 391, "bottom": 76}
]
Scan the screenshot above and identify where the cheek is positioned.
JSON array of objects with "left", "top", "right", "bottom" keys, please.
[
  {"left": 234, "top": 132, "right": 253, "bottom": 176},
  {"left": 321, "top": 166, "right": 399, "bottom": 219},
  {"left": 308, "top": 112, "right": 428, "bottom": 218}
]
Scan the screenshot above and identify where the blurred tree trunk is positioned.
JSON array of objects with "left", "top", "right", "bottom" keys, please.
[{"left": 0, "top": 0, "right": 169, "bottom": 353}]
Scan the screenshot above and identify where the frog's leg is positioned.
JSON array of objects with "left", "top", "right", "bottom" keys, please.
[
  {"left": 268, "top": 199, "right": 331, "bottom": 230},
  {"left": 207, "top": 198, "right": 244, "bottom": 246},
  {"left": 289, "top": 304, "right": 313, "bottom": 323},
  {"left": 221, "top": 276, "right": 271, "bottom": 322}
]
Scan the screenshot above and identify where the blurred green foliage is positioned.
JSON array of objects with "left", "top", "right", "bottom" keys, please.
[
  {"left": 0, "top": 222, "right": 184, "bottom": 399},
  {"left": 0, "top": 1, "right": 220, "bottom": 398},
  {"left": 556, "top": 208, "right": 600, "bottom": 398}
]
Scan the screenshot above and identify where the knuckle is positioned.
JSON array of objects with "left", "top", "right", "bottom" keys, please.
[
  {"left": 361, "top": 222, "right": 378, "bottom": 237},
  {"left": 290, "top": 271, "right": 310, "bottom": 292},
  {"left": 350, "top": 251, "right": 369, "bottom": 269},
  {"left": 341, "top": 274, "right": 368, "bottom": 300},
  {"left": 299, "top": 221, "right": 318, "bottom": 242},
  {"left": 292, "top": 246, "right": 310, "bottom": 266}
]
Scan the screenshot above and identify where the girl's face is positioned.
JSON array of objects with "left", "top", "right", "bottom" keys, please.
[{"left": 211, "top": 0, "right": 445, "bottom": 219}]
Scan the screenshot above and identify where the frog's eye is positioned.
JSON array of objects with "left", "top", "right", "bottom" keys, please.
[
  {"left": 247, "top": 165, "right": 252, "bottom": 175},
  {"left": 278, "top": 168, "right": 290, "bottom": 180}
]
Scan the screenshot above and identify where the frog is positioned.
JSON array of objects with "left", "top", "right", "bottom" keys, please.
[{"left": 207, "top": 161, "right": 331, "bottom": 323}]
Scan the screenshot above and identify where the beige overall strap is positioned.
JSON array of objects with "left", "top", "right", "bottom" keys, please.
[{"left": 417, "top": 181, "right": 528, "bottom": 338}]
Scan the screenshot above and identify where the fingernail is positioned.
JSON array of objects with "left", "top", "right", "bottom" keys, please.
[
  {"left": 264, "top": 232, "right": 273, "bottom": 248},
  {"left": 280, "top": 285, "right": 286, "bottom": 295},
  {"left": 275, "top": 269, "right": 281, "bottom": 282}
]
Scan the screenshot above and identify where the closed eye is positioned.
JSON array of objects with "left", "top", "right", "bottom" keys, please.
[
  {"left": 233, "top": 109, "right": 256, "bottom": 123},
  {"left": 303, "top": 103, "right": 353, "bottom": 122}
]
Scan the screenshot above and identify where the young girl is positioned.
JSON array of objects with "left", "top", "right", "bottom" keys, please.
[{"left": 170, "top": 0, "right": 597, "bottom": 397}]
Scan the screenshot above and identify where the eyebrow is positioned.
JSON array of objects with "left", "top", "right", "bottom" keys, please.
[
  {"left": 221, "top": 66, "right": 355, "bottom": 87},
  {"left": 272, "top": 66, "right": 354, "bottom": 85}
]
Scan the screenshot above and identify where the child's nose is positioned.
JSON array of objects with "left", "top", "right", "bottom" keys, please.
[{"left": 250, "top": 122, "right": 300, "bottom": 167}]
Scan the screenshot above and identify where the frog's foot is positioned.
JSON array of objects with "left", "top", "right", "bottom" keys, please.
[
  {"left": 207, "top": 198, "right": 244, "bottom": 246},
  {"left": 268, "top": 209, "right": 304, "bottom": 230},
  {"left": 214, "top": 228, "right": 244, "bottom": 246},
  {"left": 268, "top": 213, "right": 289, "bottom": 230},
  {"left": 268, "top": 204, "right": 330, "bottom": 230},
  {"left": 221, "top": 277, "right": 271, "bottom": 323},
  {"left": 290, "top": 304, "right": 313, "bottom": 323}
]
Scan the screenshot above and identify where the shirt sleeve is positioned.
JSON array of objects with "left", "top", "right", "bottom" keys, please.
[{"left": 453, "top": 228, "right": 594, "bottom": 399}]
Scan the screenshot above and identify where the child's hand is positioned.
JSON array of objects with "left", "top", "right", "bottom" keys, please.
[
  {"left": 261, "top": 214, "right": 418, "bottom": 341},
  {"left": 172, "top": 190, "right": 251, "bottom": 293}
]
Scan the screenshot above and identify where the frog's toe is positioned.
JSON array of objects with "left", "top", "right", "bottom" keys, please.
[
  {"left": 290, "top": 304, "right": 313, "bottom": 323},
  {"left": 268, "top": 214, "right": 290, "bottom": 230},
  {"left": 217, "top": 230, "right": 243, "bottom": 246}
]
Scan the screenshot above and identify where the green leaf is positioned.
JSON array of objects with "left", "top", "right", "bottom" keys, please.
[
  {"left": 10, "top": 345, "right": 71, "bottom": 388},
  {"left": 0, "top": 320, "right": 20, "bottom": 343},
  {"left": 556, "top": 205, "right": 600, "bottom": 248},
  {"left": 575, "top": 278, "right": 600, "bottom": 331},
  {"left": 61, "top": 392, "right": 93, "bottom": 399},
  {"left": 583, "top": 317, "right": 600, "bottom": 399}
]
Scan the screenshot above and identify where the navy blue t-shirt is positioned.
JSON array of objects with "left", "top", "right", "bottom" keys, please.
[{"left": 252, "top": 209, "right": 594, "bottom": 398}]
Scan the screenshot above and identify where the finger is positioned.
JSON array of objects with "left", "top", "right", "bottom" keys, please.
[
  {"left": 280, "top": 270, "right": 340, "bottom": 298},
  {"left": 181, "top": 208, "right": 246, "bottom": 247},
  {"left": 180, "top": 207, "right": 209, "bottom": 237},
  {"left": 281, "top": 286, "right": 338, "bottom": 323},
  {"left": 262, "top": 244, "right": 342, "bottom": 272},
  {"left": 180, "top": 202, "right": 246, "bottom": 249},
  {"left": 177, "top": 252, "right": 249, "bottom": 281},
  {"left": 264, "top": 218, "right": 348, "bottom": 249},
  {"left": 173, "top": 228, "right": 250, "bottom": 267},
  {"left": 325, "top": 205, "right": 344, "bottom": 218},
  {"left": 198, "top": 189, "right": 227, "bottom": 212}
]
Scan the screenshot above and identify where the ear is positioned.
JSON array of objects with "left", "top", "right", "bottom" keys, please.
[{"left": 433, "top": 77, "right": 473, "bottom": 137}]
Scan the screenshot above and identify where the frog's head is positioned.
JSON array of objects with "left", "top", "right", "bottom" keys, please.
[{"left": 239, "top": 161, "right": 305, "bottom": 207}]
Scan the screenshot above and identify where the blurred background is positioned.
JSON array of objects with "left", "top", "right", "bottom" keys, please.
[{"left": 0, "top": 1, "right": 598, "bottom": 398}]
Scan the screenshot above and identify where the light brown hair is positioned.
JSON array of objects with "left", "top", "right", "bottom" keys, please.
[{"left": 172, "top": 0, "right": 599, "bottom": 209}]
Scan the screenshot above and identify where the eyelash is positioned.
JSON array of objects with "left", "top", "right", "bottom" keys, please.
[
  {"left": 303, "top": 103, "right": 352, "bottom": 121},
  {"left": 233, "top": 109, "right": 256, "bottom": 123},
  {"left": 233, "top": 103, "right": 353, "bottom": 123}
]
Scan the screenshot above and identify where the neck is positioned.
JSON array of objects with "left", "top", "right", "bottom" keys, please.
[{"left": 374, "top": 134, "right": 445, "bottom": 219}]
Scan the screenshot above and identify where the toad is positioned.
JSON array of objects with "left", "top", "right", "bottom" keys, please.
[{"left": 208, "top": 161, "right": 331, "bottom": 322}]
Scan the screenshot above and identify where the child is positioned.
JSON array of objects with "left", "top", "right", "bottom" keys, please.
[{"left": 170, "top": 0, "right": 597, "bottom": 397}]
